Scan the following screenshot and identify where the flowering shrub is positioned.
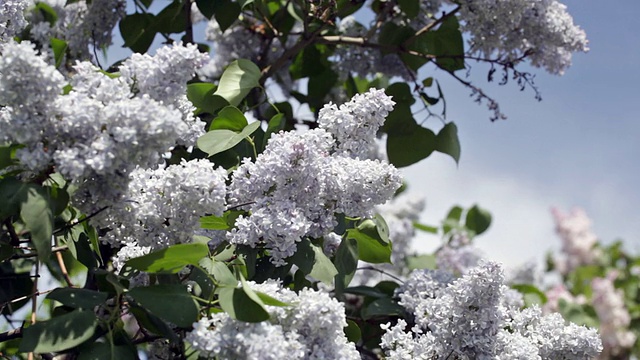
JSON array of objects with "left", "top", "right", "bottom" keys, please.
[{"left": 0, "top": 0, "right": 605, "bottom": 359}]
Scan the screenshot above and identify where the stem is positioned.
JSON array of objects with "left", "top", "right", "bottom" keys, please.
[
  {"left": 10, "top": 245, "right": 68, "bottom": 260},
  {"left": 56, "top": 251, "right": 74, "bottom": 288},
  {"left": 0, "top": 328, "right": 22, "bottom": 342},
  {"left": 27, "top": 261, "right": 39, "bottom": 360},
  {"left": 356, "top": 266, "right": 405, "bottom": 283},
  {"left": 4, "top": 219, "right": 20, "bottom": 247},
  {"left": 183, "top": 0, "right": 194, "bottom": 44}
]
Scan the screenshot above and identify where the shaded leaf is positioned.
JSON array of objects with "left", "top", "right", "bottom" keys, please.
[
  {"left": 20, "top": 186, "right": 54, "bottom": 262},
  {"left": 361, "top": 297, "right": 405, "bottom": 320},
  {"left": 386, "top": 126, "right": 436, "bottom": 167},
  {"left": 435, "top": 122, "right": 461, "bottom": 164},
  {"left": 465, "top": 204, "right": 492, "bottom": 236},
  {"left": 19, "top": 310, "right": 99, "bottom": 353},
  {"left": 129, "top": 285, "right": 199, "bottom": 327},
  {"left": 209, "top": 106, "right": 248, "bottom": 131},
  {"left": 290, "top": 239, "right": 338, "bottom": 285},
  {"left": 186, "top": 82, "right": 229, "bottom": 114},
  {"left": 47, "top": 288, "right": 108, "bottom": 310}
]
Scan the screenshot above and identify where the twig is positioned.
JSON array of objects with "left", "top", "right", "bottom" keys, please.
[
  {"left": 0, "top": 328, "right": 22, "bottom": 342},
  {"left": 53, "top": 206, "right": 109, "bottom": 235},
  {"left": 356, "top": 266, "right": 405, "bottom": 283},
  {"left": 183, "top": 0, "right": 194, "bottom": 44},
  {"left": 9, "top": 246, "right": 68, "bottom": 260},
  {"left": 56, "top": 251, "right": 74, "bottom": 288},
  {"left": 0, "top": 288, "right": 55, "bottom": 309},
  {"left": 408, "top": 5, "right": 461, "bottom": 40},
  {"left": 4, "top": 219, "right": 20, "bottom": 247},
  {"left": 28, "top": 261, "right": 39, "bottom": 360}
]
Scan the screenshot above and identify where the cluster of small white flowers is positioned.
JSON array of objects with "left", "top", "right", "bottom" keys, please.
[
  {"left": 456, "top": 0, "right": 588, "bottom": 75},
  {"left": 105, "top": 159, "right": 227, "bottom": 249},
  {"left": 119, "top": 43, "right": 209, "bottom": 144},
  {"left": 227, "top": 91, "right": 401, "bottom": 265},
  {"left": 28, "top": 0, "right": 125, "bottom": 60},
  {"left": 552, "top": 207, "right": 601, "bottom": 276},
  {"left": 333, "top": 16, "right": 414, "bottom": 81},
  {"left": 112, "top": 243, "right": 150, "bottom": 273},
  {"left": 186, "top": 280, "right": 359, "bottom": 359},
  {"left": 0, "top": 0, "right": 29, "bottom": 43},
  {"left": 383, "top": 261, "right": 602, "bottom": 359},
  {"left": 591, "top": 271, "right": 636, "bottom": 358},
  {"left": 318, "top": 88, "right": 395, "bottom": 159}
]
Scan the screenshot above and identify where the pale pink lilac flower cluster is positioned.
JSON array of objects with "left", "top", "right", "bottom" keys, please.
[
  {"left": 227, "top": 90, "right": 402, "bottom": 265},
  {"left": 591, "top": 271, "right": 636, "bottom": 358},
  {"left": 552, "top": 207, "right": 601, "bottom": 276},
  {"left": 186, "top": 281, "right": 359, "bottom": 360},
  {"left": 383, "top": 261, "right": 602, "bottom": 359},
  {"left": 0, "top": 0, "right": 29, "bottom": 43},
  {"left": 28, "top": 0, "right": 125, "bottom": 60}
]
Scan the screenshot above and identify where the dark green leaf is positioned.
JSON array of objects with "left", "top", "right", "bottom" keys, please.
[
  {"left": 19, "top": 310, "right": 99, "bottom": 353},
  {"left": 47, "top": 288, "right": 108, "bottom": 310},
  {"left": 211, "top": 0, "right": 241, "bottom": 32},
  {"left": 344, "top": 320, "right": 361, "bottom": 343},
  {"left": 50, "top": 38, "right": 68, "bottom": 68},
  {"left": 126, "top": 243, "right": 209, "bottom": 274},
  {"left": 334, "top": 237, "right": 358, "bottom": 291},
  {"left": 119, "top": 13, "right": 156, "bottom": 53},
  {"left": 129, "top": 304, "right": 179, "bottom": 342},
  {"left": 465, "top": 204, "right": 492, "bottom": 236},
  {"left": 361, "top": 297, "right": 405, "bottom": 320},
  {"left": 155, "top": 1, "right": 186, "bottom": 34},
  {"left": 0, "top": 177, "right": 28, "bottom": 220},
  {"left": 214, "top": 59, "right": 261, "bottom": 106},
  {"left": 386, "top": 126, "right": 436, "bottom": 167},
  {"left": 209, "top": 106, "right": 248, "bottom": 131},
  {"left": 129, "top": 285, "right": 199, "bottom": 327},
  {"left": 77, "top": 342, "right": 138, "bottom": 360},
  {"left": 435, "top": 122, "right": 461, "bottom": 164},
  {"left": 35, "top": 2, "right": 58, "bottom": 25},
  {"left": 262, "top": 113, "right": 285, "bottom": 150},
  {"left": 197, "top": 121, "right": 261, "bottom": 156},
  {"left": 344, "top": 286, "right": 388, "bottom": 298},
  {"left": 397, "top": 0, "right": 419, "bottom": 18}
]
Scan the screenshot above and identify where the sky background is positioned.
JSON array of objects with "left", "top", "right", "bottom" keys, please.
[
  {"left": 109, "top": 1, "right": 640, "bottom": 268},
  {"left": 402, "top": 0, "right": 640, "bottom": 266}
]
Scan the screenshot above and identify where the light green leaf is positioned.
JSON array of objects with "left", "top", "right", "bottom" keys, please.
[
  {"left": 20, "top": 186, "right": 54, "bottom": 262},
  {"left": 347, "top": 222, "right": 392, "bottom": 264},
  {"left": 50, "top": 38, "right": 67, "bottom": 68},
  {"left": 290, "top": 239, "right": 338, "bottom": 285},
  {"left": 198, "top": 257, "right": 237, "bottom": 287},
  {"left": 435, "top": 122, "right": 461, "bottom": 164},
  {"left": 126, "top": 243, "right": 209, "bottom": 273},
  {"left": 197, "top": 121, "right": 261, "bottom": 156},
  {"left": 128, "top": 285, "right": 199, "bottom": 327},
  {"left": 413, "top": 222, "right": 438, "bottom": 234},
  {"left": 214, "top": 59, "right": 261, "bottom": 106},
  {"left": 406, "top": 254, "right": 437, "bottom": 270},
  {"left": 187, "top": 82, "right": 228, "bottom": 114},
  {"left": 19, "top": 310, "right": 99, "bottom": 353}
]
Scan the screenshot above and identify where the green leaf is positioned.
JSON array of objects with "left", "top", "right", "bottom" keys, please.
[
  {"left": 397, "top": 0, "right": 419, "bottom": 18},
  {"left": 195, "top": 0, "right": 215, "bottom": 18},
  {"left": 198, "top": 257, "right": 237, "bottom": 287},
  {"left": 334, "top": 237, "right": 358, "bottom": 291},
  {"left": 128, "top": 285, "right": 199, "bottom": 327},
  {"left": 77, "top": 342, "right": 138, "bottom": 360},
  {"left": 511, "top": 284, "right": 547, "bottom": 307},
  {"left": 200, "top": 215, "right": 229, "bottom": 230},
  {"left": 435, "top": 122, "right": 461, "bottom": 164},
  {"left": 255, "top": 291, "right": 289, "bottom": 307},
  {"left": 197, "top": 121, "right": 261, "bottom": 156},
  {"left": 344, "top": 286, "right": 388, "bottom": 299},
  {"left": 35, "top": 2, "right": 58, "bottom": 25},
  {"left": 47, "top": 288, "right": 108, "bottom": 310},
  {"left": 0, "top": 145, "right": 18, "bottom": 171},
  {"left": 186, "top": 82, "right": 229, "bottom": 114},
  {"left": 126, "top": 243, "right": 209, "bottom": 274},
  {"left": 361, "top": 297, "right": 405, "bottom": 320},
  {"left": 19, "top": 310, "right": 99, "bottom": 353},
  {"left": 290, "top": 239, "right": 338, "bottom": 285},
  {"left": 347, "top": 222, "right": 392, "bottom": 264},
  {"left": 20, "top": 186, "right": 54, "bottom": 262},
  {"left": 425, "top": 16, "right": 465, "bottom": 72},
  {"left": 218, "top": 282, "right": 270, "bottom": 322},
  {"left": 50, "top": 38, "right": 67, "bottom": 68},
  {"left": 386, "top": 126, "right": 436, "bottom": 167},
  {"left": 308, "top": 68, "right": 338, "bottom": 110},
  {"left": 406, "top": 254, "right": 437, "bottom": 270},
  {"left": 344, "top": 320, "right": 361, "bottom": 343},
  {"left": 212, "top": 0, "right": 241, "bottom": 32},
  {"left": 465, "top": 204, "right": 492, "bottom": 236},
  {"left": 385, "top": 83, "right": 415, "bottom": 106},
  {"left": 209, "top": 106, "right": 248, "bottom": 131},
  {"left": 0, "top": 177, "right": 28, "bottom": 220},
  {"left": 214, "top": 59, "right": 261, "bottom": 106},
  {"left": 155, "top": 0, "right": 186, "bottom": 34},
  {"left": 377, "top": 23, "right": 414, "bottom": 55},
  {"left": 119, "top": 13, "right": 156, "bottom": 53},
  {"left": 128, "top": 304, "right": 179, "bottom": 342},
  {"left": 413, "top": 222, "right": 438, "bottom": 234}
]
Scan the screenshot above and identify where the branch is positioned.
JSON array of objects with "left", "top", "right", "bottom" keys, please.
[
  {"left": 0, "top": 328, "right": 22, "bottom": 342},
  {"left": 183, "top": 0, "right": 194, "bottom": 44},
  {"left": 4, "top": 219, "right": 20, "bottom": 247},
  {"left": 408, "top": 5, "right": 461, "bottom": 40},
  {"left": 9, "top": 245, "right": 68, "bottom": 260}
]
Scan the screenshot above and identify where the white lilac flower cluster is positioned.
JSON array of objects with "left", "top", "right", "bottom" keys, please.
[
  {"left": 0, "top": 0, "right": 29, "bottom": 43},
  {"left": 552, "top": 207, "right": 602, "bottom": 276},
  {"left": 382, "top": 261, "right": 602, "bottom": 359},
  {"left": 105, "top": 159, "right": 227, "bottom": 251},
  {"left": 186, "top": 280, "right": 360, "bottom": 360},
  {"left": 591, "top": 271, "right": 636, "bottom": 358},
  {"left": 28, "top": 0, "right": 125, "bottom": 61},
  {"left": 455, "top": 0, "right": 589, "bottom": 75},
  {"left": 0, "top": 41, "right": 208, "bottom": 216},
  {"left": 318, "top": 88, "right": 395, "bottom": 159},
  {"left": 227, "top": 89, "right": 402, "bottom": 266}
]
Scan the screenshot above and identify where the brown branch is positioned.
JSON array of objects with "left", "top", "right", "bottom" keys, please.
[
  {"left": 56, "top": 251, "right": 74, "bottom": 288},
  {"left": 9, "top": 245, "right": 68, "bottom": 260},
  {"left": 4, "top": 219, "right": 20, "bottom": 247},
  {"left": 0, "top": 327, "right": 22, "bottom": 342},
  {"left": 410, "top": 5, "right": 461, "bottom": 40},
  {"left": 183, "top": 0, "right": 194, "bottom": 44},
  {"left": 0, "top": 288, "right": 55, "bottom": 309}
]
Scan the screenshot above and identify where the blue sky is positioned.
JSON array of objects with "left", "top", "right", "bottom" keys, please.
[{"left": 405, "top": 0, "right": 640, "bottom": 265}]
